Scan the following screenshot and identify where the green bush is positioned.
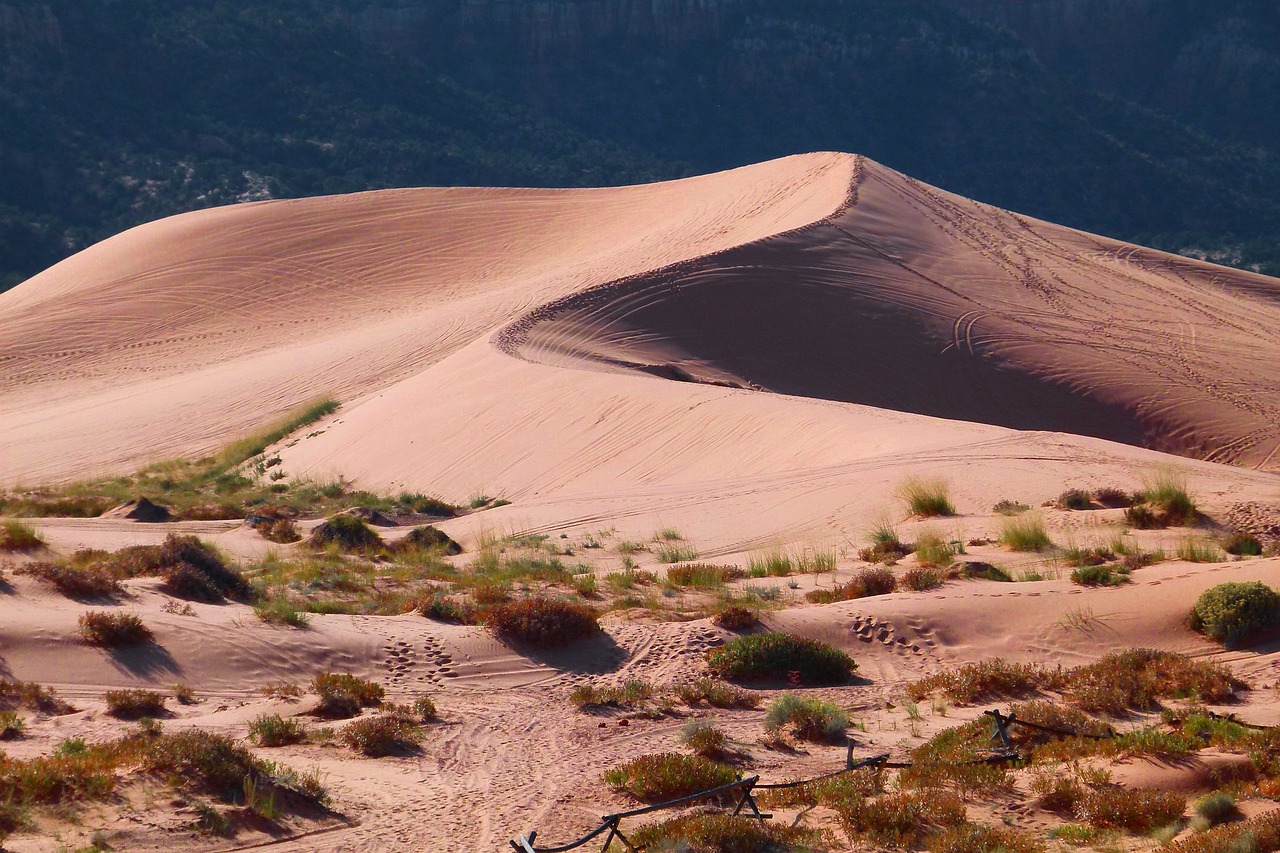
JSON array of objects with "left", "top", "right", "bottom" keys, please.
[
  {"left": 765, "top": 693, "right": 849, "bottom": 742},
  {"left": 1190, "top": 581, "right": 1280, "bottom": 646},
  {"left": 340, "top": 713, "right": 423, "bottom": 756},
  {"left": 308, "top": 513, "right": 383, "bottom": 551},
  {"left": 248, "top": 713, "right": 305, "bottom": 746},
  {"left": 806, "top": 567, "right": 897, "bottom": 603},
  {"left": 999, "top": 513, "right": 1052, "bottom": 551},
  {"left": 313, "top": 672, "right": 384, "bottom": 718},
  {"left": 1057, "top": 489, "right": 1093, "bottom": 510},
  {"left": 0, "top": 520, "right": 43, "bottom": 552},
  {"left": 898, "top": 476, "right": 956, "bottom": 517},
  {"left": 488, "top": 596, "right": 600, "bottom": 646},
  {"left": 680, "top": 721, "right": 729, "bottom": 758},
  {"left": 603, "top": 752, "right": 737, "bottom": 802},
  {"left": 1223, "top": 533, "right": 1263, "bottom": 556},
  {"left": 18, "top": 561, "right": 123, "bottom": 599},
  {"left": 712, "top": 605, "right": 758, "bottom": 630},
  {"left": 1070, "top": 564, "right": 1130, "bottom": 587},
  {"left": 104, "top": 689, "right": 167, "bottom": 719},
  {"left": 0, "top": 710, "right": 25, "bottom": 740},
  {"left": 706, "top": 631, "right": 855, "bottom": 685}
]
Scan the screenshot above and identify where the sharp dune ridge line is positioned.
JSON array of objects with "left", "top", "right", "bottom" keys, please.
[{"left": 3, "top": 154, "right": 1280, "bottom": 851}]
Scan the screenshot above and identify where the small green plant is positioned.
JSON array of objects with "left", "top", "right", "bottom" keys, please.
[
  {"left": 603, "top": 752, "right": 736, "bottom": 801},
  {"left": 655, "top": 542, "right": 699, "bottom": 563},
  {"left": 78, "top": 611, "right": 153, "bottom": 646},
  {"left": 747, "top": 549, "right": 794, "bottom": 577},
  {"left": 172, "top": 683, "right": 196, "bottom": 704},
  {"left": 906, "top": 659, "right": 1057, "bottom": 704},
  {"left": 1192, "top": 791, "right": 1237, "bottom": 827},
  {"left": 1057, "top": 489, "right": 1093, "bottom": 510},
  {"left": 488, "top": 596, "right": 600, "bottom": 646},
  {"left": 309, "top": 513, "right": 383, "bottom": 551},
  {"left": 897, "top": 476, "right": 956, "bottom": 517},
  {"left": 707, "top": 631, "right": 855, "bottom": 685},
  {"left": 913, "top": 528, "right": 956, "bottom": 567},
  {"left": 253, "top": 597, "right": 311, "bottom": 627},
  {"left": 1222, "top": 533, "right": 1263, "bottom": 556},
  {"left": 104, "top": 688, "right": 167, "bottom": 719},
  {"left": 411, "top": 695, "right": 437, "bottom": 720},
  {"left": 0, "top": 710, "right": 24, "bottom": 739},
  {"left": 0, "top": 520, "right": 43, "bottom": 551},
  {"left": 248, "top": 713, "right": 306, "bottom": 746},
  {"left": 999, "top": 513, "right": 1052, "bottom": 551},
  {"left": 992, "top": 499, "right": 1030, "bottom": 516},
  {"left": 680, "top": 721, "right": 729, "bottom": 758},
  {"left": 765, "top": 693, "right": 849, "bottom": 742},
  {"left": 1070, "top": 564, "right": 1131, "bottom": 587},
  {"left": 1125, "top": 468, "right": 1199, "bottom": 528},
  {"left": 1177, "top": 536, "right": 1221, "bottom": 563},
  {"left": 569, "top": 679, "right": 654, "bottom": 709},
  {"left": 666, "top": 563, "right": 743, "bottom": 588},
  {"left": 1190, "top": 581, "right": 1280, "bottom": 646}
]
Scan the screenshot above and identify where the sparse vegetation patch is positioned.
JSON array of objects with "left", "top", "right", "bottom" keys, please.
[{"left": 707, "top": 631, "right": 855, "bottom": 685}]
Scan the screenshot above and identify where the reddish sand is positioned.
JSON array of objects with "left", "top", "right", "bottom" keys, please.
[{"left": 1, "top": 153, "right": 1279, "bottom": 851}]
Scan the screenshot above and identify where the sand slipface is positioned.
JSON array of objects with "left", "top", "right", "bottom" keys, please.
[{"left": 2, "top": 154, "right": 1280, "bottom": 852}]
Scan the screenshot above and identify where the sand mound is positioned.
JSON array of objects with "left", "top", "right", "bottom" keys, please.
[{"left": 101, "top": 497, "right": 171, "bottom": 522}]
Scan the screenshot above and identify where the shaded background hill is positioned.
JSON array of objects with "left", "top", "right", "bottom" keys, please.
[{"left": 3, "top": 0, "right": 1280, "bottom": 290}]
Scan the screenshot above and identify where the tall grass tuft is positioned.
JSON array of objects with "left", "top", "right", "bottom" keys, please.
[
  {"left": 765, "top": 693, "right": 849, "bottom": 742},
  {"left": 897, "top": 476, "right": 956, "bottom": 517},
  {"left": 999, "top": 513, "right": 1052, "bottom": 552},
  {"left": 0, "top": 520, "right": 43, "bottom": 552}
]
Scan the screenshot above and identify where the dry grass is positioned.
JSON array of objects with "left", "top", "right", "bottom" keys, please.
[
  {"left": 926, "top": 823, "right": 1045, "bottom": 853},
  {"left": 248, "top": 713, "right": 306, "bottom": 746},
  {"left": 0, "top": 679, "right": 74, "bottom": 715},
  {"left": 998, "top": 513, "right": 1052, "bottom": 552},
  {"left": 673, "top": 678, "right": 759, "bottom": 709},
  {"left": 602, "top": 752, "right": 737, "bottom": 802},
  {"left": 103, "top": 689, "right": 167, "bottom": 719},
  {"left": 18, "top": 559, "right": 123, "bottom": 599},
  {"left": 712, "top": 605, "right": 758, "bottom": 630},
  {"left": 78, "top": 611, "right": 153, "bottom": 646},
  {"left": 906, "top": 659, "right": 1062, "bottom": 705},
  {"left": 340, "top": 712, "right": 423, "bottom": 756},
  {"left": 1067, "top": 648, "right": 1244, "bottom": 713},
  {"left": 901, "top": 565, "right": 946, "bottom": 591},
  {"left": 313, "top": 672, "right": 384, "bottom": 719},
  {"left": 913, "top": 528, "right": 956, "bottom": 568},
  {"left": 488, "top": 596, "right": 600, "bottom": 647},
  {"left": 628, "top": 814, "right": 822, "bottom": 852},
  {"left": 1168, "top": 809, "right": 1280, "bottom": 853},
  {"left": 764, "top": 693, "right": 849, "bottom": 742},
  {"left": 569, "top": 679, "right": 653, "bottom": 709},
  {"left": 1075, "top": 786, "right": 1184, "bottom": 833},
  {"left": 837, "top": 790, "right": 967, "bottom": 847},
  {"left": 805, "top": 567, "right": 896, "bottom": 603},
  {"left": 679, "top": 721, "right": 729, "bottom": 758}
]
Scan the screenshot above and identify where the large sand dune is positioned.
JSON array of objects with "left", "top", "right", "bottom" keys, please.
[{"left": 4, "top": 153, "right": 1280, "bottom": 851}]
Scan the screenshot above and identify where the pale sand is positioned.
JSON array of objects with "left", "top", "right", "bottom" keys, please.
[{"left": 2, "top": 152, "right": 1280, "bottom": 850}]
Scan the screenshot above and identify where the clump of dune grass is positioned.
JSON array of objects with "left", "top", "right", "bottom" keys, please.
[
  {"left": 18, "top": 559, "right": 123, "bottom": 599},
  {"left": 898, "top": 476, "right": 956, "bottom": 518},
  {"left": 747, "top": 549, "right": 794, "bottom": 577},
  {"left": 1125, "top": 468, "right": 1200, "bottom": 528},
  {"left": 309, "top": 513, "right": 382, "bottom": 551},
  {"left": 247, "top": 713, "right": 306, "bottom": 746},
  {"left": 0, "top": 679, "right": 74, "bottom": 715},
  {"left": 603, "top": 752, "right": 737, "bottom": 802},
  {"left": 806, "top": 566, "right": 897, "bottom": 604},
  {"left": 0, "top": 710, "right": 25, "bottom": 740},
  {"left": 707, "top": 631, "right": 855, "bottom": 685},
  {"left": 1067, "top": 648, "right": 1244, "bottom": 713},
  {"left": 1190, "top": 581, "right": 1280, "bottom": 647},
  {"left": 901, "top": 565, "right": 946, "bottom": 591},
  {"left": 797, "top": 548, "right": 837, "bottom": 574},
  {"left": 340, "top": 712, "right": 423, "bottom": 756},
  {"left": 912, "top": 528, "right": 956, "bottom": 567},
  {"left": 1192, "top": 792, "right": 1238, "bottom": 828},
  {"left": 100, "top": 534, "right": 251, "bottom": 602},
  {"left": 673, "top": 678, "right": 759, "bottom": 709},
  {"left": 1167, "top": 809, "right": 1280, "bottom": 853},
  {"left": 1093, "top": 486, "right": 1135, "bottom": 508},
  {"left": 1057, "top": 489, "right": 1093, "bottom": 510},
  {"left": 765, "top": 693, "right": 849, "bottom": 742},
  {"left": 861, "top": 515, "right": 913, "bottom": 563},
  {"left": 78, "top": 611, "right": 152, "bottom": 646},
  {"left": 1177, "top": 536, "right": 1222, "bottom": 563},
  {"left": 569, "top": 679, "right": 653, "bottom": 709},
  {"left": 655, "top": 542, "right": 699, "bottom": 563},
  {"left": 1223, "top": 532, "right": 1263, "bottom": 556},
  {"left": 999, "top": 513, "right": 1052, "bottom": 551},
  {"left": 666, "top": 563, "right": 744, "bottom": 588},
  {"left": 1070, "top": 564, "right": 1131, "bottom": 587},
  {"left": 629, "top": 814, "right": 822, "bottom": 852},
  {"left": 313, "top": 672, "right": 384, "bottom": 719},
  {"left": 104, "top": 688, "right": 167, "bottom": 719},
  {"left": 992, "top": 499, "right": 1030, "bottom": 516},
  {"left": 0, "top": 520, "right": 43, "bottom": 552},
  {"left": 680, "top": 720, "right": 729, "bottom": 758},
  {"left": 1076, "top": 786, "right": 1184, "bottom": 833},
  {"left": 837, "top": 790, "right": 967, "bottom": 848},
  {"left": 253, "top": 597, "right": 311, "bottom": 627}
]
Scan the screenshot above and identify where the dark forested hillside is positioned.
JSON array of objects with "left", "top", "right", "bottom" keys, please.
[{"left": 3, "top": 0, "right": 1279, "bottom": 290}]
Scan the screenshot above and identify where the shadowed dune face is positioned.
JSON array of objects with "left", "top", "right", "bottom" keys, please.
[{"left": 504, "top": 160, "right": 1280, "bottom": 468}]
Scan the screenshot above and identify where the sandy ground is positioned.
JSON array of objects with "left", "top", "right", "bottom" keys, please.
[{"left": 2, "top": 152, "right": 1280, "bottom": 850}]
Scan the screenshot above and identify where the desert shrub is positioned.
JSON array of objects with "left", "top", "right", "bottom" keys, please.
[
  {"left": 17, "top": 561, "right": 123, "bottom": 598},
  {"left": 992, "top": 500, "right": 1030, "bottom": 516},
  {"left": 104, "top": 689, "right": 167, "bottom": 719},
  {"left": 1057, "top": 489, "right": 1093, "bottom": 510},
  {"left": 806, "top": 567, "right": 896, "bottom": 603},
  {"left": 390, "top": 525, "right": 462, "bottom": 555},
  {"left": 1121, "top": 549, "right": 1162, "bottom": 569},
  {"left": 1193, "top": 792, "right": 1238, "bottom": 827},
  {"left": 110, "top": 534, "right": 250, "bottom": 602},
  {"left": 712, "top": 605, "right": 758, "bottom": 630},
  {"left": 913, "top": 529, "right": 956, "bottom": 568},
  {"left": 1070, "top": 564, "right": 1130, "bottom": 586},
  {"left": 340, "top": 713, "right": 423, "bottom": 756},
  {"left": 1223, "top": 533, "right": 1263, "bottom": 556},
  {"left": 1060, "top": 545, "right": 1114, "bottom": 567},
  {"left": 906, "top": 659, "right": 1062, "bottom": 704},
  {"left": 258, "top": 517, "right": 302, "bottom": 543},
  {"left": 1030, "top": 770, "right": 1085, "bottom": 812},
  {"left": 0, "top": 710, "right": 24, "bottom": 739},
  {"left": 837, "top": 790, "right": 967, "bottom": 847},
  {"left": 419, "top": 593, "right": 482, "bottom": 625},
  {"left": 1190, "top": 581, "right": 1280, "bottom": 646},
  {"left": 898, "top": 477, "right": 956, "bottom": 517},
  {"left": 411, "top": 696, "right": 437, "bottom": 721},
  {"left": 253, "top": 597, "right": 311, "bottom": 627},
  {"left": 1075, "top": 786, "right": 1183, "bottom": 833},
  {"left": 397, "top": 493, "right": 457, "bottom": 516},
  {"left": 309, "top": 513, "right": 383, "bottom": 551},
  {"left": 1066, "top": 649, "right": 1243, "bottom": 713},
  {"left": 629, "top": 814, "right": 822, "bottom": 852},
  {"left": 1093, "top": 487, "right": 1135, "bottom": 508},
  {"left": 0, "top": 520, "right": 43, "bottom": 552},
  {"left": 130, "top": 729, "right": 265, "bottom": 796},
  {"left": 901, "top": 566, "right": 945, "bottom": 591},
  {"left": 248, "top": 714, "right": 305, "bottom": 746},
  {"left": 313, "top": 672, "right": 384, "bottom": 718},
  {"left": 899, "top": 722, "right": 1012, "bottom": 795},
  {"left": 955, "top": 561, "right": 1012, "bottom": 582},
  {"left": 707, "top": 631, "right": 855, "bottom": 685},
  {"left": 569, "top": 679, "right": 653, "bottom": 709},
  {"left": 487, "top": 596, "right": 600, "bottom": 646},
  {"left": 78, "top": 611, "right": 152, "bottom": 646},
  {"left": 667, "top": 563, "right": 744, "bottom": 588},
  {"left": 1168, "top": 809, "right": 1280, "bottom": 853},
  {"left": 602, "top": 753, "right": 737, "bottom": 801},
  {"left": 765, "top": 693, "right": 849, "bottom": 742},
  {"left": 999, "top": 513, "right": 1052, "bottom": 551},
  {"left": 680, "top": 721, "right": 729, "bottom": 758},
  {"left": 0, "top": 679, "right": 74, "bottom": 715},
  {"left": 927, "top": 823, "right": 1045, "bottom": 853},
  {"left": 673, "top": 678, "right": 759, "bottom": 709}
]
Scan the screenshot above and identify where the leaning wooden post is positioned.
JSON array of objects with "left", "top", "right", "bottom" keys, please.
[
  {"left": 510, "top": 829, "right": 537, "bottom": 852},
  {"left": 986, "top": 709, "right": 1016, "bottom": 751}
]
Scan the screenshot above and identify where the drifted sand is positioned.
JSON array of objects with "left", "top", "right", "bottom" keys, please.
[{"left": 2, "top": 153, "right": 1280, "bottom": 851}]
